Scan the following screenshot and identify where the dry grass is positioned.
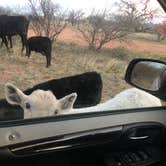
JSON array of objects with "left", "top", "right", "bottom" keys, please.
[
  {"left": 127, "top": 32, "right": 158, "bottom": 42},
  {"left": 0, "top": 40, "right": 165, "bottom": 103}
]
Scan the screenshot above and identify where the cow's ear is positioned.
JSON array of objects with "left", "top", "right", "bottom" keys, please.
[
  {"left": 59, "top": 93, "right": 77, "bottom": 110},
  {"left": 5, "top": 83, "right": 26, "bottom": 105}
]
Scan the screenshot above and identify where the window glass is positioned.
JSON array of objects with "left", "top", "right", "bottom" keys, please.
[{"left": 0, "top": 0, "right": 165, "bottom": 121}]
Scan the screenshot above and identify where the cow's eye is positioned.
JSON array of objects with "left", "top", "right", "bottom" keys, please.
[
  {"left": 54, "top": 109, "right": 59, "bottom": 114},
  {"left": 25, "top": 103, "right": 31, "bottom": 109}
]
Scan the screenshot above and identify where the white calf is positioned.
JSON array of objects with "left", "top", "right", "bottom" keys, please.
[
  {"left": 5, "top": 83, "right": 161, "bottom": 118},
  {"left": 5, "top": 83, "right": 77, "bottom": 118}
]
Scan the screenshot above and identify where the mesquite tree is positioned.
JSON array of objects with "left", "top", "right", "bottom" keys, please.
[
  {"left": 77, "top": 10, "right": 127, "bottom": 51},
  {"left": 28, "top": 0, "right": 67, "bottom": 43},
  {"left": 116, "top": 0, "right": 159, "bottom": 32}
]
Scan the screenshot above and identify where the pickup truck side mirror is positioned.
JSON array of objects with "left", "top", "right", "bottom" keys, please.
[{"left": 125, "top": 58, "right": 166, "bottom": 101}]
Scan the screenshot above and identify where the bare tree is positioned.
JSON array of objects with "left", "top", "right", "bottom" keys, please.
[
  {"left": 67, "top": 9, "right": 84, "bottom": 26},
  {"left": 77, "top": 10, "right": 127, "bottom": 51},
  {"left": 28, "top": 0, "right": 67, "bottom": 43},
  {"left": 116, "top": 0, "right": 159, "bottom": 32}
]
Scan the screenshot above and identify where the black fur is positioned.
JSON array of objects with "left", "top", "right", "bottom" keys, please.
[
  {"left": 26, "top": 36, "right": 52, "bottom": 68},
  {"left": 0, "top": 72, "right": 102, "bottom": 121},
  {"left": 0, "top": 99, "right": 23, "bottom": 121},
  {"left": 0, "top": 15, "right": 29, "bottom": 51},
  {"left": 24, "top": 72, "right": 102, "bottom": 108}
]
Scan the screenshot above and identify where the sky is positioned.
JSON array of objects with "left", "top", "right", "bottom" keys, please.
[
  {"left": 0, "top": 0, "right": 165, "bottom": 22},
  {"left": 0, "top": 0, "right": 163, "bottom": 11},
  {"left": 0, "top": 0, "right": 117, "bottom": 14},
  {"left": 1, "top": 0, "right": 115, "bottom": 9}
]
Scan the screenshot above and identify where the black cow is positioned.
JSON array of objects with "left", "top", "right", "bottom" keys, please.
[
  {"left": 0, "top": 15, "right": 29, "bottom": 51},
  {"left": 0, "top": 72, "right": 102, "bottom": 121},
  {"left": 0, "top": 35, "right": 12, "bottom": 49},
  {"left": 24, "top": 72, "right": 102, "bottom": 108},
  {"left": 26, "top": 36, "right": 52, "bottom": 68},
  {"left": 0, "top": 99, "right": 23, "bottom": 121}
]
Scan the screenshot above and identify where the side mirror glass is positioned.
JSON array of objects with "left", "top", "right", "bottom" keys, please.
[{"left": 125, "top": 59, "right": 166, "bottom": 100}]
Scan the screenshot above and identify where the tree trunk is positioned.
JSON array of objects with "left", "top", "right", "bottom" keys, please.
[{"left": 96, "top": 42, "right": 104, "bottom": 51}]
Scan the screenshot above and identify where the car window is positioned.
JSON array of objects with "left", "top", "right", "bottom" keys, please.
[{"left": 0, "top": 0, "right": 165, "bottom": 121}]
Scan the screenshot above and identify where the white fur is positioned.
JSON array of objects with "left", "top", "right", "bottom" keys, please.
[
  {"left": 5, "top": 83, "right": 77, "bottom": 118},
  {"left": 5, "top": 83, "right": 161, "bottom": 118},
  {"left": 68, "top": 88, "right": 161, "bottom": 114},
  {"left": 23, "top": 90, "right": 61, "bottom": 118}
]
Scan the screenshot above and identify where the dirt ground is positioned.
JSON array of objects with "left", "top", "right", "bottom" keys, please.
[{"left": 42, "top": 27, "right": 166, "bottom": 56}]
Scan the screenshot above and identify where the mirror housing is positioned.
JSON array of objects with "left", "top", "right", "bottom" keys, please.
[{"left": 125, "top": 58, "right": 166, "bottom": 101}]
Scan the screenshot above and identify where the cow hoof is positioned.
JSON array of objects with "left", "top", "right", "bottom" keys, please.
[{"left": 46, "top": 64, "right": 51, "bottom": 68}]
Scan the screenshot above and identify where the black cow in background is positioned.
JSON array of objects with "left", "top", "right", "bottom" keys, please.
[
  {"left": 0, "top": 15, "right": 29, "bottom": 51},
  {"left": 26, "top": 36, "right": 52, "bottom": 68}
]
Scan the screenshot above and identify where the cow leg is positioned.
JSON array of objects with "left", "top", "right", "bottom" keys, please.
[
  {"left": 20, "top": 34, "right": 27, "bottom": 52},
  {"left": 27, "top": 50, "right": 31, "bottom": 58},
  {"left": 20, "top": 35, "right": 24, "bottom": 52},
  {"left": 2, "top": 36, "right": 9, "bottom": 51},
  {"left": 8, "top": 36, "right": 12, "bottom": 48},
  {"left": 25, "top": 43, "right": 31, "bottom": 58},
  {"left": 46, "top": 54, "right": 51, "bottom": 68},
  {"left": 0, "top": 38, "right": 3, "bottom": 47}
]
